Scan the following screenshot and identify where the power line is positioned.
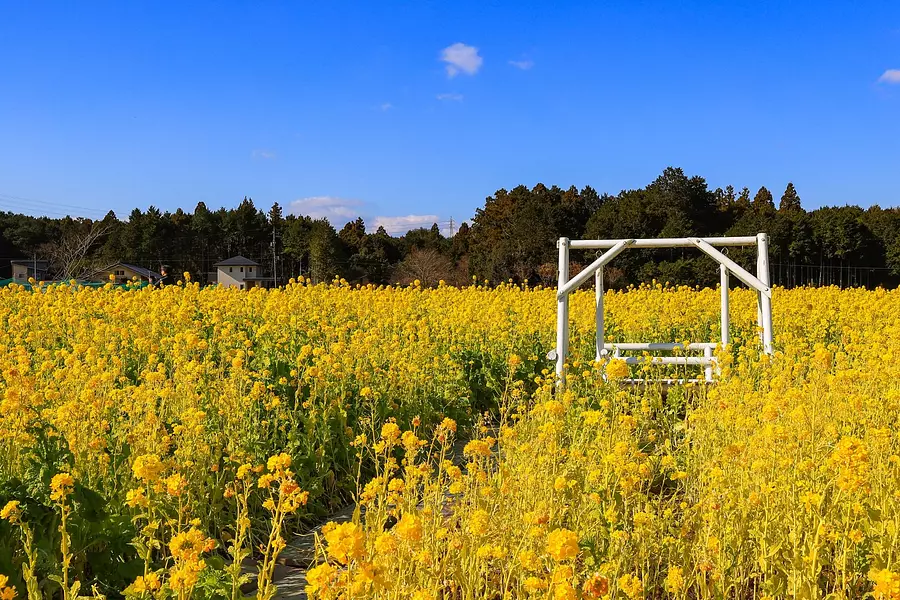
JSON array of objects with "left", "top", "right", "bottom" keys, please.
[{"left": 0, "top": 193, "right": 110, "bottom": 218}]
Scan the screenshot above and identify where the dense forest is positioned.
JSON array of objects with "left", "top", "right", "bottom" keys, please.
[{"left": 2, "top": 167, "right": 899, "bottom": 289}]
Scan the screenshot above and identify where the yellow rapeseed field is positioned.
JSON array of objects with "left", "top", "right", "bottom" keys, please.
[{"left": 1, "top": 280, "right": 899, "bottom": 599}]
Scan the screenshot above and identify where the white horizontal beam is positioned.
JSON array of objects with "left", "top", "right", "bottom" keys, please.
[
  {"left": 620, "top": 378, "right": 711, "bottom": 386},
  {"left": 569, "top": 236, "right": 757, "bottom": 249},
  {"left": 620, "top": 356, "right": 715, "bottom": 366},
  {"left": 604, "top": 342, "right": 718, "bottom": 351},
  {"left": 690, "top": 238, "right": 770, "bottom": 297},
  {"left": 557, "top": 239, "right": 633, "bottom": 298}
]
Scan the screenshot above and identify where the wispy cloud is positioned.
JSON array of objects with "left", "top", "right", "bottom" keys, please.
[
  {"left": 379, "top": 102, "right": 393, "bottom": 111},
  {"left": 288, "top": 196, "right": 364, "bottom": 222},
  {"left": 440, "top": 42, "right": 483, "bottom": 77},
  {"left": 251, "top": 149, "right": 277, "bottom": 160},
  {"left": 373, "top": 214, "right": 440, "bottom": 235},
  {"left": 508, "top": 59, "right": 534, "bottom": 70},
  {"left": 436, "top": 93, "right": 464, "bottom": 102},
  {"left": 878, "top": 69, "right": 900, "bottom": 84}
]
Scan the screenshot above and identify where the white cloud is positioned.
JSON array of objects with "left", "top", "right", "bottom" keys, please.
[
  {"left": 379, "top": 102, "right": 393, "bottom": 111},
  {"left": 508, "top": 59, "right": 534, "bottom": 70},
  {"left": 878, "top": 69, "right": 900, "bottom": 84},
  {"left": 288, "top": 196, "right": 364, "bottom": 222},
  {"left": 251, "top": 149, "right": 276, "bottom": 160},
  {"left": 436, "top": 93, "right": 464, "bottom": 101},
  {"left": 372, "top": 214, "right": 441, "bottom": 236},
  {"left": 440, "top": 42, "right": 483, "bottom": 77}
]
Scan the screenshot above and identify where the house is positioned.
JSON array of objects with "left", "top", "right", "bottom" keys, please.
[
  {"left": 91, "top": 262, "right": 163, "bottom": 285},
  {"left": 10, "top": 259, "right": 50, "bottom": 282},
  {"left": 214, "top": 256, "right": 274, "bottom": 289}
]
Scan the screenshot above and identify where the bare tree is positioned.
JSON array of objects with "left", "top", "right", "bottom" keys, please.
[
  {"left": 392, "top": 248, "right": 453, "bottom": 287},
  {"left": 43, "top": 220, "right": 112, "bottom": 281},
  {"left": 538, "top": 260, "right": 585, "bottom": 288}
]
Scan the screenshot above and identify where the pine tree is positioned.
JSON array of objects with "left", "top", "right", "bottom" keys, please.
[
  {"left": 735, "top": 187, "right": 751, "bottom": 212},
  {"left": 753, "top": 186, "right": 775, "bottom": 213},
  {"left": 779, "top": 182, "right": 802, "bottom": 212}
]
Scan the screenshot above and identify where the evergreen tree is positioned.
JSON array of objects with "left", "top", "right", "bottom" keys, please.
[
  {"left": 779, "top": 183, "right": 802, "bottom": 212},
  {"left": 752, "top": 186, "right": 776, "bottom": 214}
]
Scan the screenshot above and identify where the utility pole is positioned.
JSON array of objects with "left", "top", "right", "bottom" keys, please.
[{"left": 271, "top": 223, "right": 277, "bottom": 288}]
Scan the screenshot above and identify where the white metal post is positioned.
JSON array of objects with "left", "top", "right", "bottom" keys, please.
[
  {"left": 757, "top": 233, "right": 774, "bottom": 354},
  {"left": 720, "top": 264, "right": 729, "bottom": 346},
  {"left": 595, "top": 267, "right": 604, "bottom": 361},
  {"left": 756, "top": 293, "right": 764, "bottom": 345},
  {"left": 703, "top": 346, "right": 714, "bottom": 382},
  {"left": 556, "top": 237, "right": 570, "bottom": 383}
]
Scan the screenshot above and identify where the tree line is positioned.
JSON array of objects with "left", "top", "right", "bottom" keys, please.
[{"left": 2, "top": 167, "right": 899, "bottom": 288}]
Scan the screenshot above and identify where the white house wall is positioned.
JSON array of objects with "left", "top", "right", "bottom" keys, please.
[{"left": 216, "top": 265, "right": 258, "bottom": 289}]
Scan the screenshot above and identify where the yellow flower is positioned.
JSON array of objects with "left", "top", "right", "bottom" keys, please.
[
  {"left": 523, "top": 577, "right": 548, "bottom": 594},
  {"left": 132, "top": 454, "right": 165, "bottom": 483},
  {"left": 395, "top": 513, "right": 423, "bottom": 544},
  {"left": 266, "top": 452, "right": 292, "bottom": 473},
  {"left": 161, "top": 472, "right": 185, "bottom": 496},
  {"left": 126, "top": 573, "right": 161, "bottom": 594},
  {"left": 665, "top": 566, "right": 684, "bottom": 593},
  {"left": 476, "top": 543, "right": 494, "bottom": 560},
  {"left": 0, "top": 575, "right": 17, "bottom": 600},
  {"left": 553, "top": 582, "right": 577, "bottom": 600},
  {"left": 582, "top": 573, "right": 610, "bottom": 598},
  {"left": 169, "top": 527, "right": 215, "bottom": 562},
  {"left": 463, "top": 438, "right": 494, "bottom": 458},
  {"left": 401, "top": 430, "right": 421, "bottom": 453},
  {"left": 169, "top": 560, "right": 204, "bottom": 591},
  {"left": 518, "top": 549, "right": 541, "bottom": 571},
  {"left": 618, "top": 573, "right": 643, "bottom": 599},
  {"left": 468, "top": 509, "right": 490, "bottom": 536},
  {"left": 374, "top": 532, "right": 397, "bottom": 555},
  {"left": 829, "top": 436, "right": 870, "bottom": 492},
  {"left": 351, "top": 561, "right": 383, "bottom": 593},
  {"left": 870, "top": 568, "right": 900, "bottom": 600},
  {"left": 50, "top": 472, "right": 75, "bottom": 501},
  {"left": 605, "top": 359, "right": 630, "bottom": 380},
  {"left": 305, "top": 563, "right": 337, "bottom": 596},
  {"left": 125, "top": 487, "right": 149, "bottom": 509},
  {"left": 381, "top": 422, "right": 401, "bottom": 442},
  {"left": 552, "top": 565, "right": 574, "bottom": 584},
  {"left": 1, "top": 501, "right": 22, "bottom": 522},
  {"left": 324, "top": 521, "right": 366, "bottom": 565},
  {"left": 546, "top": 528, "right": 579, "bottom": 562}
]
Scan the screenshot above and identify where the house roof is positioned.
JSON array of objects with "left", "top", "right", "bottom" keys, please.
[
  {"left": 214, "top": 255, "right": 260, "bottom": 267},
  {"left": 10, "top": 259, "right": 50, "bottom": 269},
  {"left": 97, "top": 262, "right": 163, "bottom": 280}
]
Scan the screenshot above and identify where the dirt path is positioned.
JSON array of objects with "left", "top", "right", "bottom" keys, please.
[{"left": 254, "top": 435, "right": 473, "bottom": 599}]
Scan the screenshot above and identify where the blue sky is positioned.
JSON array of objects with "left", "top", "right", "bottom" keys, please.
[{"left": 1, "top": 1, "right": 899, "bottom": 234}]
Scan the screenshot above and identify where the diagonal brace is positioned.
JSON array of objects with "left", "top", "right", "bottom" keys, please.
[
  {"left": 557, "top": 239, "right": 634, "bottom": 299},
  {"left": 690, "top": 238, "right": 771, "bottom": 297}
]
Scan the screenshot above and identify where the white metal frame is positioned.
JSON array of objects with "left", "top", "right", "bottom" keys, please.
[{"left": 555, "top": 234, "right": 773, "bottom": 385}]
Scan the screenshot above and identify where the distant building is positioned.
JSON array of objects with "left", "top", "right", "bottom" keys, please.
[
  {"left": 91, "top": 262, "right": 163, "bottom": 285},
  {"left": 214, "top": 256, "right": 274, "bottom": 289},
  {"left": 10, "top": 259, "right": 50, "bottom": 282}
]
